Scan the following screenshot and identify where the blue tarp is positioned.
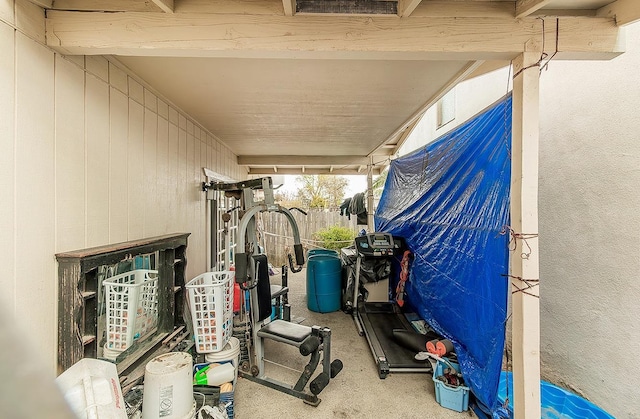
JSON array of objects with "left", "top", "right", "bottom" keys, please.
[{"left": 376, "top": 96, "right": 512, "bottom": 417}]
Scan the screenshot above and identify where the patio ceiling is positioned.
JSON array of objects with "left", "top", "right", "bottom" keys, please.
[{"left": 43, "top": 0, "right": 637, "bottom": 175}]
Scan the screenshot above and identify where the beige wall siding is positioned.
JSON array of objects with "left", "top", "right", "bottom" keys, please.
[
  {"left": 86, "top": 75, "right": 111, "bottom": 247},
  {"left": 0, "top": 21, "right": 15, "bottom": 315},
  {"left": 55, "top": 55, "right": 86, "bottom": 252},
  {"left": 109, "top": 87, "right": 129, "bottom": 243},
  {"left": 15, "top": 30, "right": 56, "bottom": 363},
  {"left": 128, "top": 98, "right": 145, "bottom": 239},
  {"left": 0, "top": 5, "right": 244, "bottom": 371}
]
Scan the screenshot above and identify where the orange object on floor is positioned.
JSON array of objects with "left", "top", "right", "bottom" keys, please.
[
  {"left": 436, "top": 339, "right": 454, "bottom": 356},
  {"left": 426, "top": 339, "right": 439, "bottom": 354}
]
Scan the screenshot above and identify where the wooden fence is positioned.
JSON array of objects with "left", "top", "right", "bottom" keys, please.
[{"left": 257, "top": 209, "right": 359, "bottom": 265}]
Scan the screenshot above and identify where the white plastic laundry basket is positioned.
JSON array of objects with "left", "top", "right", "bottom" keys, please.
[
  {"left": 103, "top": 269, "right": 159, "bottom": 353},
  {"left": 186, "top": 271, "right": 234, "bottom": 353}
]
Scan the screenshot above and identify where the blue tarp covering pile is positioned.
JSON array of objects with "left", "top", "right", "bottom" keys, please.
[{"left": 376, "top": 96, "right": 512, "bottom": 417}]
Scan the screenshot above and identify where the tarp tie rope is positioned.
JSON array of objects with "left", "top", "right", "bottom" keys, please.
[
  {"left": 512, "top": 18, "right": 560, "bottom": 79},
  {"left": 501, "top": 274, "right": 540, "bottom": 298},
  {"left": 500, "top": 225, "right": 538, "bottom": 259}
]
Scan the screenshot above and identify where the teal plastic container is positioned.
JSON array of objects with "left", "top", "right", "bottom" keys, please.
[
  {"left": 307, "top": 248, "right": 339, "bottom": 258},
  {"left": 432, "top": 358, "right": 469, "bottom": 412},
  {"left": 306, "top": 253, "right": 342, "bottom": 313}
]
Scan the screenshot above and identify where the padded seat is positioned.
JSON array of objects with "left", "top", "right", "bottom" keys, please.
[
  {"left": 270, "top": 284, "right": 289, "bottom": 299},
  {"left": 258, "top": 319, "right": 312, "bottom": 346}
]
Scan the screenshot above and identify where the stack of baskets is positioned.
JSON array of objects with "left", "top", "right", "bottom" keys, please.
[
  {"left": 103, "top": 269, "right": 159, "bottom": 358},
  {"left": 186, "top": 271, "right": 236, "bottom": 418}
]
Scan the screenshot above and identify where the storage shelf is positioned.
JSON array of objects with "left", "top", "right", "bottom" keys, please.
[{"left": 56, "top": 233, "right": 190, "bottom": 373}]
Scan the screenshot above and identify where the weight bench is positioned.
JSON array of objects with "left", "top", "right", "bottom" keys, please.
[
  {"left": 237, "top": 253, "right": 342, "bottom": 405},
  {"left": 240, "top": 319, "right": 342, "bottom": 405},
  {"left": 230, "top": 195, "right": 342, "bottom": 405}
]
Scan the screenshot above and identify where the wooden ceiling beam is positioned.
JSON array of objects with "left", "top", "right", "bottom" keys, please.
[
  {"left": 397, "top": 0, "right": 422, "bottom": 17},
  {"left": 411, "top": 1, "right": 513, "bottom": 18},
  {"left": 248, "top": 167, "right": 381, "bottom": 175},
  {"left": 238, "top": 155, "right": 383, "bottom": 166},
  {"left": 598, "top": 0, "right": 640, "bottom": 26},
  {"left": 516, "top": 0, "right": 552, "bottom": 19},
  {"left": 45, "top": 12, "right": 624, "bottom": 60},
  {"left": 282, "top": 0, "right": 296, "bottom": 16},
  {"left": 151, "top": 0, "right": 174, "bottom": 13},
  {"left": 51, "top": 0, "right": 162, "bottom": 12},
  {"left": 25, "top": 0, "right": 52, "bottom": 8}
]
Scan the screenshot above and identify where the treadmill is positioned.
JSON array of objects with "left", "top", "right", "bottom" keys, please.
[{"left": 350, "top": 233, "right": 432, "bottom": 379}]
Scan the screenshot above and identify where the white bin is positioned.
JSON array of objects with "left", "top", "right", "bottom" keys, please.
[
  {"left": 55, "top": 358, "right": 127, "bottom": 419},
  {"left": 186, "top": 271, "right": 234, "bottom": 353},
  {"left": 142, "top": 352, "right": 195, "bottom": 419},
  {"left": 103, "top": 269, "right": 159, "bottom": 354}
]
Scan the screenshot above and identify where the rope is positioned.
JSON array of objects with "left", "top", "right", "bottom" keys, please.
[
  {"left": 512, "top": 18, "right": 560, "bottom": 79},
  {"left": 261, "top": 231, "right": 354, "bottom": 246},
  {"left": 501, "top": 274, "right": 540, "bottom": 298},
  {"left": 500, "top": 225, "right": 538, "bottom": 260},
  {"left": 540, "top": 18, "right": 560, "bottom": 73}
]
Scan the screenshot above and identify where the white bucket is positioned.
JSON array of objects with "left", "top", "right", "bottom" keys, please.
[
  {"left": 55, "top": 358, "right": 128, "bottom": 419},
  {"left": 142, "top": 352, "right": 194, "bottom": 419},
  {"left": 204, "top": 337, "right": 241, "bottom": 383},
  {"left": 102, "top": 344, "right": 121, "bottom": 361}
]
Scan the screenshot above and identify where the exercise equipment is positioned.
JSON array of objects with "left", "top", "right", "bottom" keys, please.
[
  {"left": 349, "top": 232, "right": 433, "bottom": 378},
  {"left": 203, "top": 177, "right": 342, "bottom": 405}
]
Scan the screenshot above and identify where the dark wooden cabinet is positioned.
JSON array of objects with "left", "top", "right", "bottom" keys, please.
[{"left": 55, "top": 233, "right": 190, "bottom": 374}]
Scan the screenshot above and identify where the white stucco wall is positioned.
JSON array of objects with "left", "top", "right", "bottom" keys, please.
[
  {"left": 537, "top": 24, "right": 640, "bottom": 419},
  {"left": 0, "top": 1, "right": 244, "bottom": 373},
  {"left": 398, "top": 25, "right": 640, "bottom": 418}
]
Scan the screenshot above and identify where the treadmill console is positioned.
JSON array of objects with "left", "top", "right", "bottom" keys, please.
[{"left": 355, "top": 233, "right": 396, "bottom": 257}]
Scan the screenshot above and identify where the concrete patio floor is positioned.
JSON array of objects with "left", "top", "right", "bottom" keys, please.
[{"left": 234, "top": 268, "right": 474, "bottom": 419}]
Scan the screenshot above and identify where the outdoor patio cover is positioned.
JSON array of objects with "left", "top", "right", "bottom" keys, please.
[{"left": 376, "top": 96, "right": 512, "bottom": 418}]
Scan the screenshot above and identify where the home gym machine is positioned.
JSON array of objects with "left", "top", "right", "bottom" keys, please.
[
  {"left": 202, "top": 176, "right": 342, "bottom": 405},
  {"left": 346, "top": 232, "right": 432, "bottom": 379}
]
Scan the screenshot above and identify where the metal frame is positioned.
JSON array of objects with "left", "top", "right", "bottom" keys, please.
[
  {"left": 350, "top": 233, "right": 430, "bottom": 379},
  {"left": 204, "top": 176, "right": 340, "bottom": 405}
]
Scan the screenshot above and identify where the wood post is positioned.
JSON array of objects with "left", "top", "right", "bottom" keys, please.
[{"left": 511, "top": 51, "right": 541, "bottom": 418}]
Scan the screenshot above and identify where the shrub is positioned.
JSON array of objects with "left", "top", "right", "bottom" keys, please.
[{"left": 313, "top": 225, "right": 357, "bottom": 251}]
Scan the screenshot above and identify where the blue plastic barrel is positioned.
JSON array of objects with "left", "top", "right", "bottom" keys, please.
[
  {"left": 306, "top": 253, "right": 342, "bottom": 313},
  {"left": 307, "top": 248, "right": 339, "bottom": 259}
]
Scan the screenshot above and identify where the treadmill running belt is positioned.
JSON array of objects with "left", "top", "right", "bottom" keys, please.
[{"left": 366, "top": 312, "right": 430, "bottom": 369}]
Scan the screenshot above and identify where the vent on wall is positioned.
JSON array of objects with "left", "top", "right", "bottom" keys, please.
[{"left": 296, "top": 0, "right": 398, "bottom": 14}]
